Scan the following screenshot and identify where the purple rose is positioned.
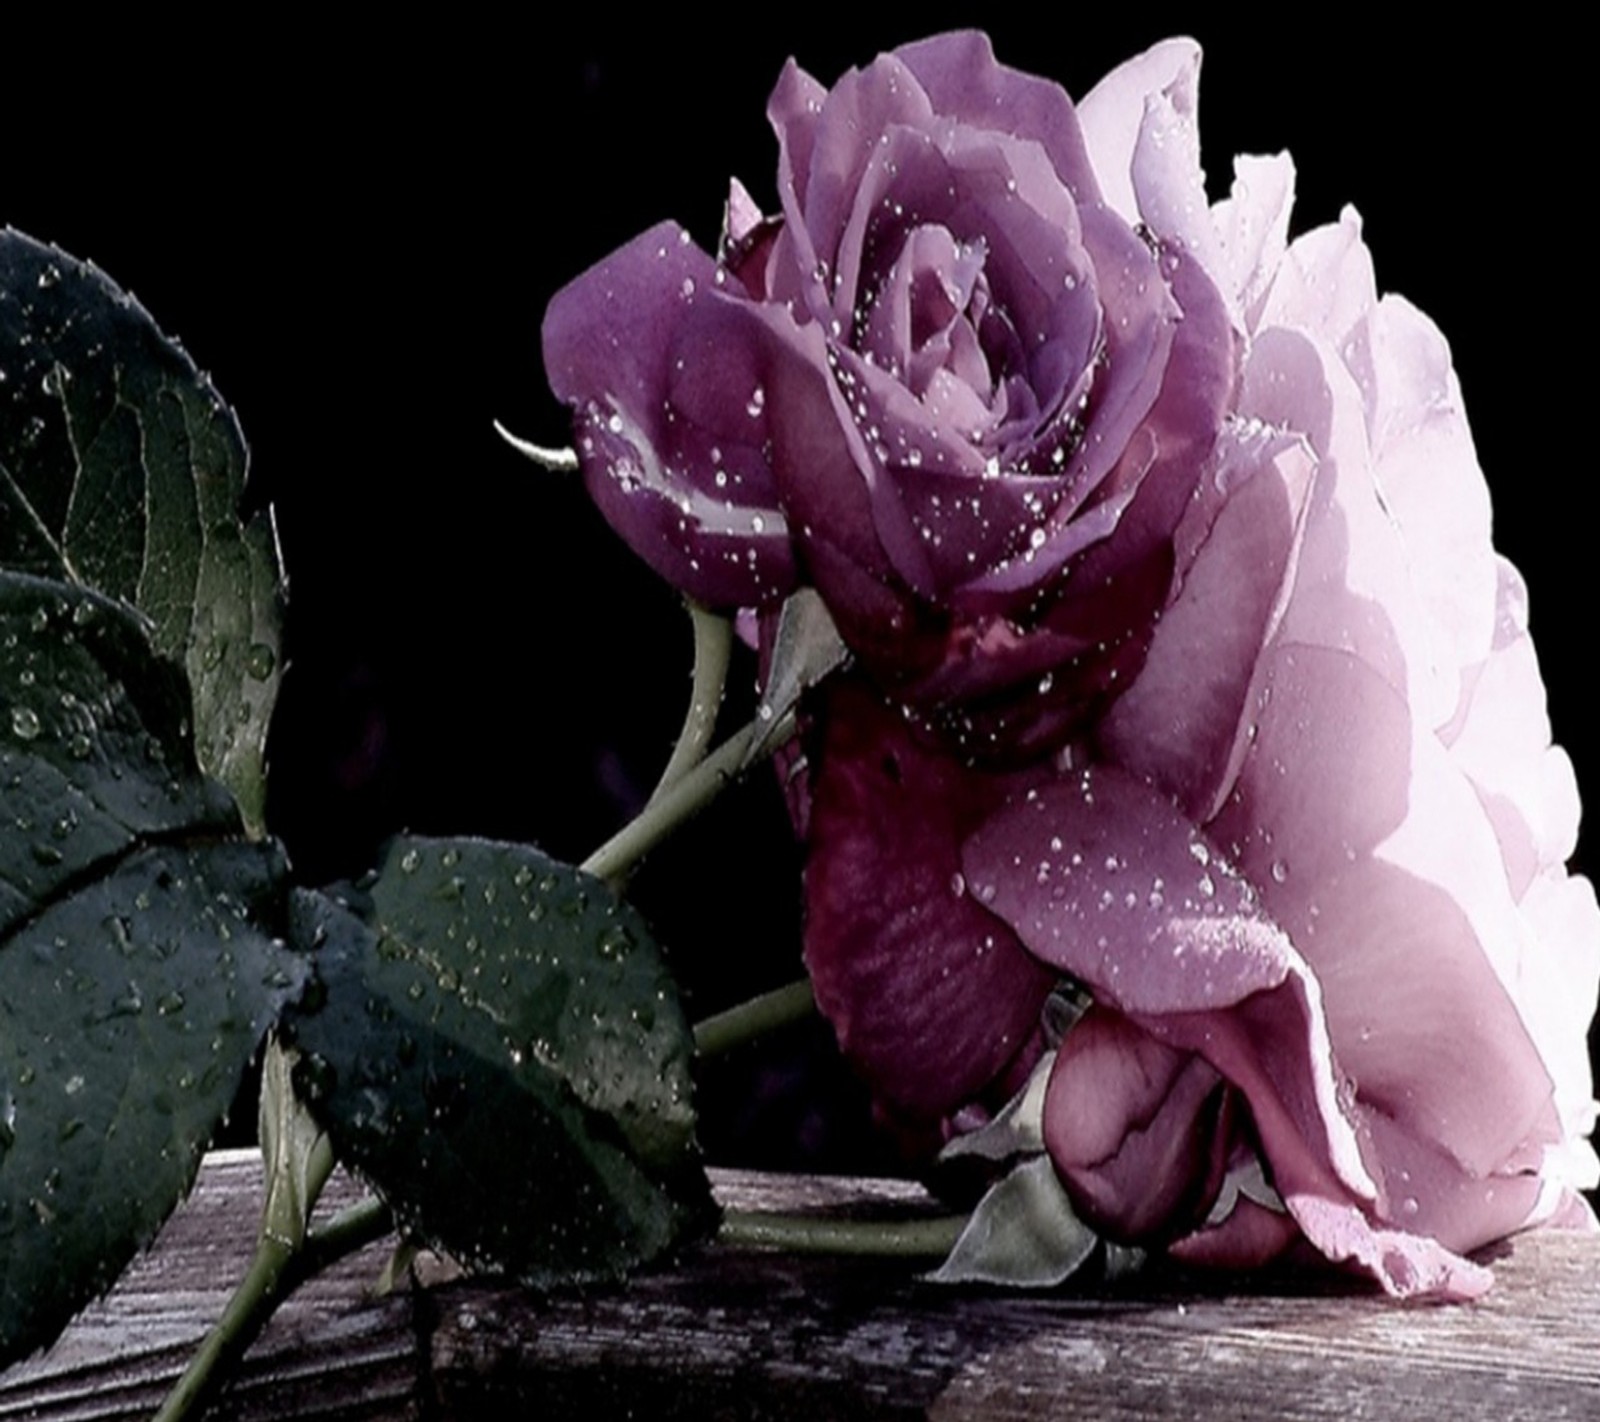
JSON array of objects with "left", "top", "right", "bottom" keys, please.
[
  {"left": 543, "top": 31, "right": 1232, "bottom": 754},
  {"left": 803, "top": 40, "right": 1598, "bottom": 1298}
]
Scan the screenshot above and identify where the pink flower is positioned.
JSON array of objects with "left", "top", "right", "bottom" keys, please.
[
  {"left": 543, "top": 31, "right": 1598, "bottom": 1298},
  {"left": 803, "top": 39, "right": 1599, "bottom": 1298}
]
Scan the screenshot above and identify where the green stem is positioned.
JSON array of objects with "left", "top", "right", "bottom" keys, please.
[
  {"left": 718, "top": 1209, "right": 968, "bottom": 1258},
  {"left": 151, "top": 1132, "right": 328, "bottom": 1422},
  {"left": 649, "top": 601, "right": 732, "bottom": 801},
  {"left": 581, "top": 707, "right": 795, "bottom": 885},
  {"left": 153, "top": 1157, "right": 392, "bottom": 1422},
  {"left": 152, "top": 1228, "right": 298, "bottom": 1422},
  {"left": 693, "top": 978, "right": 816, "bottom": 1058},
  {"left": 302, "top": 1196, "right": 394, "bottom": 1274}
]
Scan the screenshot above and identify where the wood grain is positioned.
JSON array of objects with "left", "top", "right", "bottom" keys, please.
[{"left": 3, "top": 1152, "right": 1595, "bottom": 1420}]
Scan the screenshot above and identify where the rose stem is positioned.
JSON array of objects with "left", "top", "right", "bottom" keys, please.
[
  {"left": 581, "top": 705, "right": 797, "bottom": 886},
  {"left": 155, "top": 1181, "right": 394, "bottom": 1422},
  {"left": 152, "top": 1131, "right": 303, "bottom": 1422},
  {"left": 717, "top": 1210, "right": 968, "bottom": 1258},
  {"left": 647, "top": 600, "right": 732, "bottom": 801},
  {"left": 693, "top": 977, "right": 817, "bottom": 1058}
]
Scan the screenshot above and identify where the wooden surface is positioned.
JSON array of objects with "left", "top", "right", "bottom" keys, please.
[{"left": 3, "top": 1151, "right": 1597, "bottom": 1420}]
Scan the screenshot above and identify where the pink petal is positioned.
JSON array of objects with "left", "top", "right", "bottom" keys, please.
[{"left": 803, "top": 681, "right": 1054, "bottom": 1120}]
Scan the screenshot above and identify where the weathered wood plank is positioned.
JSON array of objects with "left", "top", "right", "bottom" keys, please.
[{"left": 3, "top": 1152, "right": 1596, "bottom": 1420}]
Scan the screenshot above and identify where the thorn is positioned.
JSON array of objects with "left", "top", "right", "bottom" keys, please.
[{"left": 492, "top": 419, "right": 579, "bottom": 472}]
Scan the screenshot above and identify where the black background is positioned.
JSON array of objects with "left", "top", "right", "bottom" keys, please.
[{"left": 9, "top": 15, "right": 1593, "bottom": 1167}]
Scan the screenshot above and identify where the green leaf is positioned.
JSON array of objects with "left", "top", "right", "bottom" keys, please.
[
  {"left": 0, "top": 575, "right": 304, "bottom": 1363},
  {"left": 938, "top": 1050, "right": 1053, "bottom": 1165},
  {"left": 0, "top": 232, "right": 283, "bottom": 834},
  {"left": 284, "top": 836, "right": 714, "bottom": 1287},
  {"left": 928, "top": 1156, "right": 1099, "bottom": 1288},
  {"left": 745, "top": 588, "right": 849, "bottom": 768}
]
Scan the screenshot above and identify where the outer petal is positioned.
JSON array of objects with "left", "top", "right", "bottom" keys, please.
[
  {"left": 1097, "top": 418, "right": 1316, "bottom": 821},
  {"left": 1078, "top": 38, "right": 1201, "bottom": 228},
  {"left": 963, "top": 762, "right": 1494, "bottom": 1297},
  {"left": 543, "top": 222, "right": 800, "bottom": 609},
  {"left": 803, "top": 680, "right": 1055, "bottom": 1120}
]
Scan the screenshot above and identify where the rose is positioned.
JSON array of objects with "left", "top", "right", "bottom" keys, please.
[
  {"left": 543, "top": 31, "right": 1233, "bottom": 756},
  {"left": 801, "top": 40, "right": 1599, "bottom": 1297}
]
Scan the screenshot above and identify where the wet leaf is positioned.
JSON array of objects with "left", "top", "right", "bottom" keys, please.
[
  {"left": 0, "top": 232, "right": 282, "bottom": 834},
  {"left": 0, "top": 575, "right": 302, "bottom": 1363},
  {"left": 284, "top": 836, "right": 714, "bottom": 1288}
]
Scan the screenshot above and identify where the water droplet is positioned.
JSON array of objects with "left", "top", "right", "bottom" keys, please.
[
  {"left": 399, "top": 848, "right": 421, "bottom": 874},
  {"left": 245, "top": 643, "right": 276, "bottom": 680},
  {"left": 949, "top": 872, "right": 966, "bottom": 897},
  {"left": 1270, "top": 860, "right": 1288, "bottom": 884},
  {"left": 108, "top": 984, "right": 144, "bottom": 1018},
  {"left": 10, "top": 707, "right": 40, "bottom": 741},
  {"left": 293, "top": 1053, "right": 337, "bottom": 1103}
]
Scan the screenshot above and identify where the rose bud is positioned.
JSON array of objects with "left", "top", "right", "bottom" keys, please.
[{"left": 544, "top": 32, "right": 1234, "bottom": 760}]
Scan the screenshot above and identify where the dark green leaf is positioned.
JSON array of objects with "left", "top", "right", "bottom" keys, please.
[
  {"left": 0, "top": 232, "right": 282, "bottom": 833},
  {"left": 0, "top": 574, "right": 302, "bottom": 1363},
  {"left": 0, "top": 574, "right": 238, "bottom": 936},
  {"left": 284, "top": 836, "right": 714, "bottom": 1288}
]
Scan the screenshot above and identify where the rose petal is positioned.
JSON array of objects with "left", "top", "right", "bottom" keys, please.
[
  {"left": 895, "top": 31, "right": 1103, "bottom": 208},
  {"left": 543, "top": 222, "right": 800, "bottom": 609},
  {"left": 1098, "top": 419, "right": 1316, "bottom": 822},
  {"left": 1209, "top": 153, "right": 1297, "bottom": 328},
  {"left": 962, "top": 763, "right": 1375, "bottom": 1198},
  {"left": 804, "top": 681, "right": 1055, "bottom": 1120},
  {"left": 1169, "top": 1194, "right": 1302, "bottom": 1271},
  {"left": 1078, "top": 38, "right": 1202, "bottom": 228}
]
